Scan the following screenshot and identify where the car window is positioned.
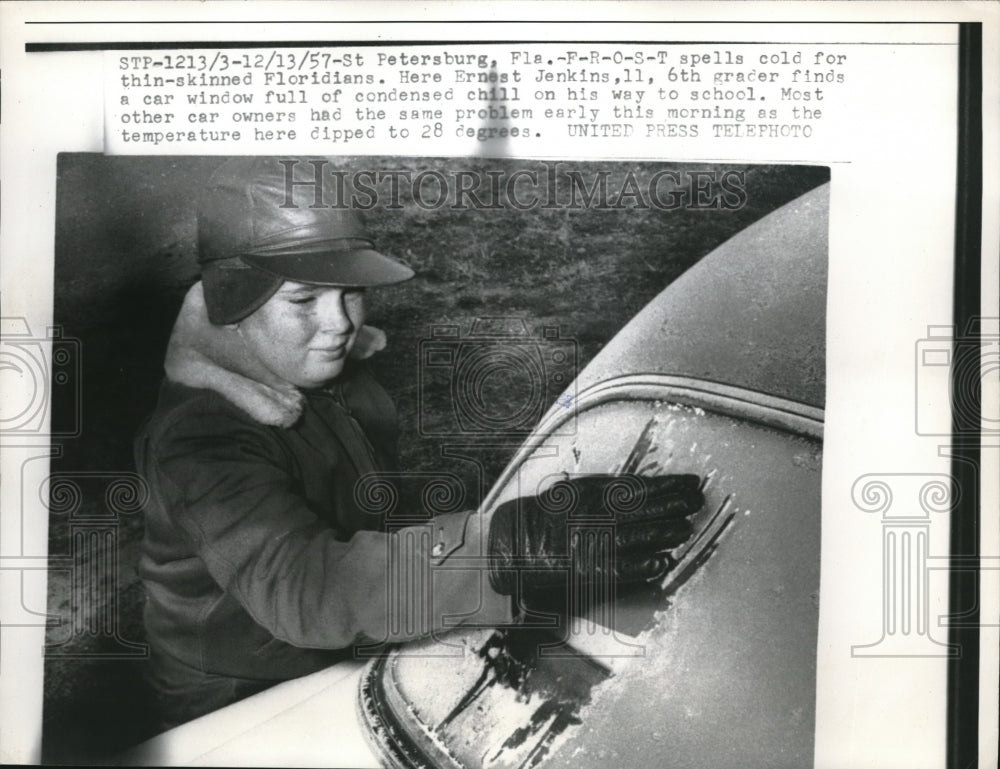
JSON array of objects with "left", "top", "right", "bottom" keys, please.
[{"left": 363, "top": 392, "right": 822, "bottom": 769}]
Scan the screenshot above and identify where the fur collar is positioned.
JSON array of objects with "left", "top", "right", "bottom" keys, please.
[{"left": 164, "top": 282, "right": 386, "bottom": 427}]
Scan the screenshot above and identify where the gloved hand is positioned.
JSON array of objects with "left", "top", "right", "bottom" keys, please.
[{"left": 487, "top": 474, "right": 704, "bottom": 595}]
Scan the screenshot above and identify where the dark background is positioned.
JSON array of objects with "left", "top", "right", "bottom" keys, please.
[{"left": 44, "top": 155, "right": 828, "bottom": 763}]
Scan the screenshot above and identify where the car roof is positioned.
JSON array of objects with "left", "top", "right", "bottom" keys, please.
[{"left": 573, "top": 182, "right": 829, "bottom": 409}]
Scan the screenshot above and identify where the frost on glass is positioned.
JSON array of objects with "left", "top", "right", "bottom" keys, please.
[{"left": 365, "top": 396, "right": 822, "bottom": 769}]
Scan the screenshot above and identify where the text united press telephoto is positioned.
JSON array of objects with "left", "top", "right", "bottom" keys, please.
[{"left": 45, "top": 153, "right": 829, "bottom": 766}]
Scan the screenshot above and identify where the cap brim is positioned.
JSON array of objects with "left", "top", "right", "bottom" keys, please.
[{"left": 240, "top": 248, "right": 414, "bottom": 287}]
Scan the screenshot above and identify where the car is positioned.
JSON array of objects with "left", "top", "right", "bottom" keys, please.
[
  {"left": 119, "top": 180, "right": 828, "bottom": 769},
  {"left": 357, "top": 180, "right": 829, "bottom": 769}
]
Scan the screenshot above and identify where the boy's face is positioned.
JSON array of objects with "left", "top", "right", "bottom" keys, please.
[{"left": 237, "top": 281, "right": 366, "bottom": 388}]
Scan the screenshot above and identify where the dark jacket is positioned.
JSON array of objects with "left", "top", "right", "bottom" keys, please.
[{"left": 136, "top": 361, "right": 510, "bottom": 681}]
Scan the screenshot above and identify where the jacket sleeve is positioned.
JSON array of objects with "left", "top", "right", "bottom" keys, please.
[{"left": 152, "top": 401, "right": 512, "bottom": 650}]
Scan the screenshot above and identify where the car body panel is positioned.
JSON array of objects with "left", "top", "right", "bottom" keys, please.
[
  {"left": 118, "top": 662, "right": 377, "bottom": 767},
  {"left": 571, "top": 182, "right": 828, "bottom": 409}
]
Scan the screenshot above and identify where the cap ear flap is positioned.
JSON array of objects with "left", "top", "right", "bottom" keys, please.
[
  {"left": 200, "top": 262, "right": 283, "bottom": 325},
  {"left": 166, "top": 281, "right": 305, "bottom": 426}
]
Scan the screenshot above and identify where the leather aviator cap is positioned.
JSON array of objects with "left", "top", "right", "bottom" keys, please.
[{"left": 197, "top": 157, "right": 413, "bottom": 324}]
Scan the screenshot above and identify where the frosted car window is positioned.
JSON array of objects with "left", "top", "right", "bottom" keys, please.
[{"left": 361, "top": 395, "right": 822, "bottom": 769}]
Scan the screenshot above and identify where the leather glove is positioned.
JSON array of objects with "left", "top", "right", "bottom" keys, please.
[{"left": 487, "top": 473, "right": 704, "bottom": 595}]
